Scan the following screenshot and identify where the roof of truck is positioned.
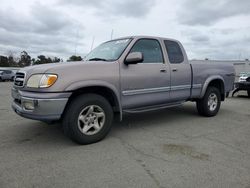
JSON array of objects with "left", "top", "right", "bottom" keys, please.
[{"left": 112, "top": 35, "right": 180, "bottom": 43}]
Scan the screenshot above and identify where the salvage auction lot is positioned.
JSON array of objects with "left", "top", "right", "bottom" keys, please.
[{"left": 0, "top": 82, "right": 250, "bottom": 188}]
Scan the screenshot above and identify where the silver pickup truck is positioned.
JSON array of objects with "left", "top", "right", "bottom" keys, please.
[{"left": 12, "top": 36, "right": 235, "bottom": 144}]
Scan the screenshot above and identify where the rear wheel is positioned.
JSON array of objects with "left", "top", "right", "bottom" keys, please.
[
  {"left": 248, "top": 90, "right": 250, "bottom": 98},
  {"left": 63, "top": 94, "right": 113, "bottom": 144},
  {"left": 196, "top": 87, "right": 221, "bottom": 117}
]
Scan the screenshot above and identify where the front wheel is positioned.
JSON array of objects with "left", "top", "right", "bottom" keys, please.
[
  {"left": 63, "top": 94, "right": 113, "bottom": 144},
  {"left": 196, "top": 87, "right": 221, "bottom": 117},
  {"left": 248, "top": 90, "right": 250, "bottom": 98}
]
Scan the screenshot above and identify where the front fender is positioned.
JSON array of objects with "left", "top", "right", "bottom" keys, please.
[{"left": 64, "top": 80, "right": 122, "bottom": 120}]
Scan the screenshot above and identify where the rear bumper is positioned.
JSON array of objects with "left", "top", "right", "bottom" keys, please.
[{"left": 11, "top": 88, "right": 71, "bottom": 121}]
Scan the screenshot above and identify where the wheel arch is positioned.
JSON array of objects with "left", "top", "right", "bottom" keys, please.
[
  {"left": 200, "top": 76, "right": 225, "bottom": 101},
  {"left": 63, "top": 81, "right": 122, "bottom": 120}
]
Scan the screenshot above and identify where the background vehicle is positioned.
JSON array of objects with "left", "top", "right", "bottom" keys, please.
[
  {"left": 232, "top": 77, "right": 250, "bottom": 97},
  {"left": 0, "top": 70, "right": 15, "bottom": 82},
  {"left": 11, "top": 36, "right": 235, "bottom": 144},
  {"left": 238, "top": 72, "right": 250, "bottom": 82}
]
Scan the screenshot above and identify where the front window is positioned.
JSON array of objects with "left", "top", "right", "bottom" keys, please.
[
  {"left": 85, "top": 38, "right": 132, "bottom": 61},
  {"left": 130, "top": 39, "right": 164, "bottom": 63}
]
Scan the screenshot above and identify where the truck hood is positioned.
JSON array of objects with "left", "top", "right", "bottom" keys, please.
[
  {"left": 21, "top": 60, "right": 119, "bottom": 78},
  {"left": 19, "top": 60, "right": 120, "bottom": 92},
  {"left": 21, "top": 61, "right": 104, "bottom": 75}
]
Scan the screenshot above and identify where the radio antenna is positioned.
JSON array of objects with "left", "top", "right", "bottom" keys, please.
[{"left": 90, "top": 36, "right": 95, "bottom": 51}]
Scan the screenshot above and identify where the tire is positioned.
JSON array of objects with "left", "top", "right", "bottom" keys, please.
[
  {"left": 196, "top": 86, "right": 221, "bottom": 117},
  {"left": 248, "top": 90, "right": 250, "bottom": 98},
  {"left": 11, "top": 77, "right": 14, "bottom": 82},
  {"left": 63, "top": 94, "right": 113, "bottom": 144}
]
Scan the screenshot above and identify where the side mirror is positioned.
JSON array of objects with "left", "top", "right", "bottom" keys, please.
[{"left": 124, "top": 52, "right": 143, "bottom": 65}]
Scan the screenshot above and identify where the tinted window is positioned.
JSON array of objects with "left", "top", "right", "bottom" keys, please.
[
  {"left": 164, "top": 40, "right": 184, "bottom": 64},
  {"left": 130, "top": 39, "right": 164, "bottom": 63}
]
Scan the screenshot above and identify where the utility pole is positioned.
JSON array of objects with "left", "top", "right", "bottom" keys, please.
[
  {"left": 111, "top": 29, "right": 114, "bottom": 40},
  {"left": 238, "top": 53, "right": 242, "bottom": 60},
  {"left": 74, "top": 26, "right": 80, "bottom": 55}
]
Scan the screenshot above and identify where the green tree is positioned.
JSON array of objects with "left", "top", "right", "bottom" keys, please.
[
  {"left": 8, "top": 54, "right": 19, "bottom": 67},
  {"left": 19, "top": 51, "right": 31, "bottom": 67},
  {"left": 33, "top": 55, "right": 61, "bottom": 65},
  {"left": 34, "top": 55, "right": 48, "bottom": 65},
  {"left": 67, "top": 55, "right": 82, "bottom": 62},
  {"left": 53, "top": 57, "right": 61, "bottom": 63},
  {"left": 0, "top": 56, "right": 9, "bottom": 67}
]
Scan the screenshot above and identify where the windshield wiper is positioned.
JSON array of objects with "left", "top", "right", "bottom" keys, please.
[{"left": 88, "top": 58, "right": 107, "bottom": 61}]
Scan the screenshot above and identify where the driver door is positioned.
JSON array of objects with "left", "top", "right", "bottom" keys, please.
[{"left": 120, "top": 39, "right": 171, "bottom": 109}]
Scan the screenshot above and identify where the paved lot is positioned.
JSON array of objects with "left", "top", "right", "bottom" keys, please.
[{"left": 0, "top": 82, "right": 250, "bottom": 188}]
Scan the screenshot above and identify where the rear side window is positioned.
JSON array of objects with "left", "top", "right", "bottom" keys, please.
[
  {"left": 130, "top": 39, "right": 164, "bottom": 63},
  {"left": 164, "top": 40, "right": 184, "bottom": 64}
]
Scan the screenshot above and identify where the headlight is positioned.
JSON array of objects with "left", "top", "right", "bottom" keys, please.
[{"left": 27, "top": 74, "right": 57, "bottom": 88}]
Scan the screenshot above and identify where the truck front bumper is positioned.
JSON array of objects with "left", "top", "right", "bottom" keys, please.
[{"left": 11, "top": 88, "right": 71, "bottom": 121}]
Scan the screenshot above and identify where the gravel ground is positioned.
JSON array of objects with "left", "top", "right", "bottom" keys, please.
[{"left": 0, "top": 82, "right": 250, "bottom": 188}]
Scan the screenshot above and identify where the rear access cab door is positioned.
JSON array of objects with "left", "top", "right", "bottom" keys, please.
[{"left": 163, "top": 40, "right": 192, "bottom": 102}]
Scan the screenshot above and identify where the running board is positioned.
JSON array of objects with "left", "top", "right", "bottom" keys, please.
[{"left": 123, "top": 102, "right": 184, "bottom": 114}]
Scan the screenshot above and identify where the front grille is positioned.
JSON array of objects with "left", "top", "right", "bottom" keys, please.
[{"left": 14, "top": 72, "right": 25, "bottom": 87}]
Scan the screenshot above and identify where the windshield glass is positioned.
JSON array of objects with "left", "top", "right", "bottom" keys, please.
[{"left": 85, "top": 38, "right": 132, "bottom": 61}]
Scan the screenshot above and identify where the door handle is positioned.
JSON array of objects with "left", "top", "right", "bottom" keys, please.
[
  {"left": 160, "top": 69, "right": 167, "bottom": 73},
  {"left": 172, "top": 68, "right": 178, "bottom": 72}
]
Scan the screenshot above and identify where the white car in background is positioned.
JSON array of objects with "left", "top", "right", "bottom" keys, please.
[
  {"left": 0, "top": 70, "right": 16, "bottom": 81},
  {"left": 238, "top": 72, "right": 250, "bottom": 82}
]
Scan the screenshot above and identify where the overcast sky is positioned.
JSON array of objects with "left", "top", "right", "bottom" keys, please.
[{"left": 0, "top": 0, "right": 250, "bottom": 60}]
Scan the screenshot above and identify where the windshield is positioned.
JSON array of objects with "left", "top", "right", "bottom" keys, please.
[{"left": 85, "top": 38, "right": 132, "bottom": 61}]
